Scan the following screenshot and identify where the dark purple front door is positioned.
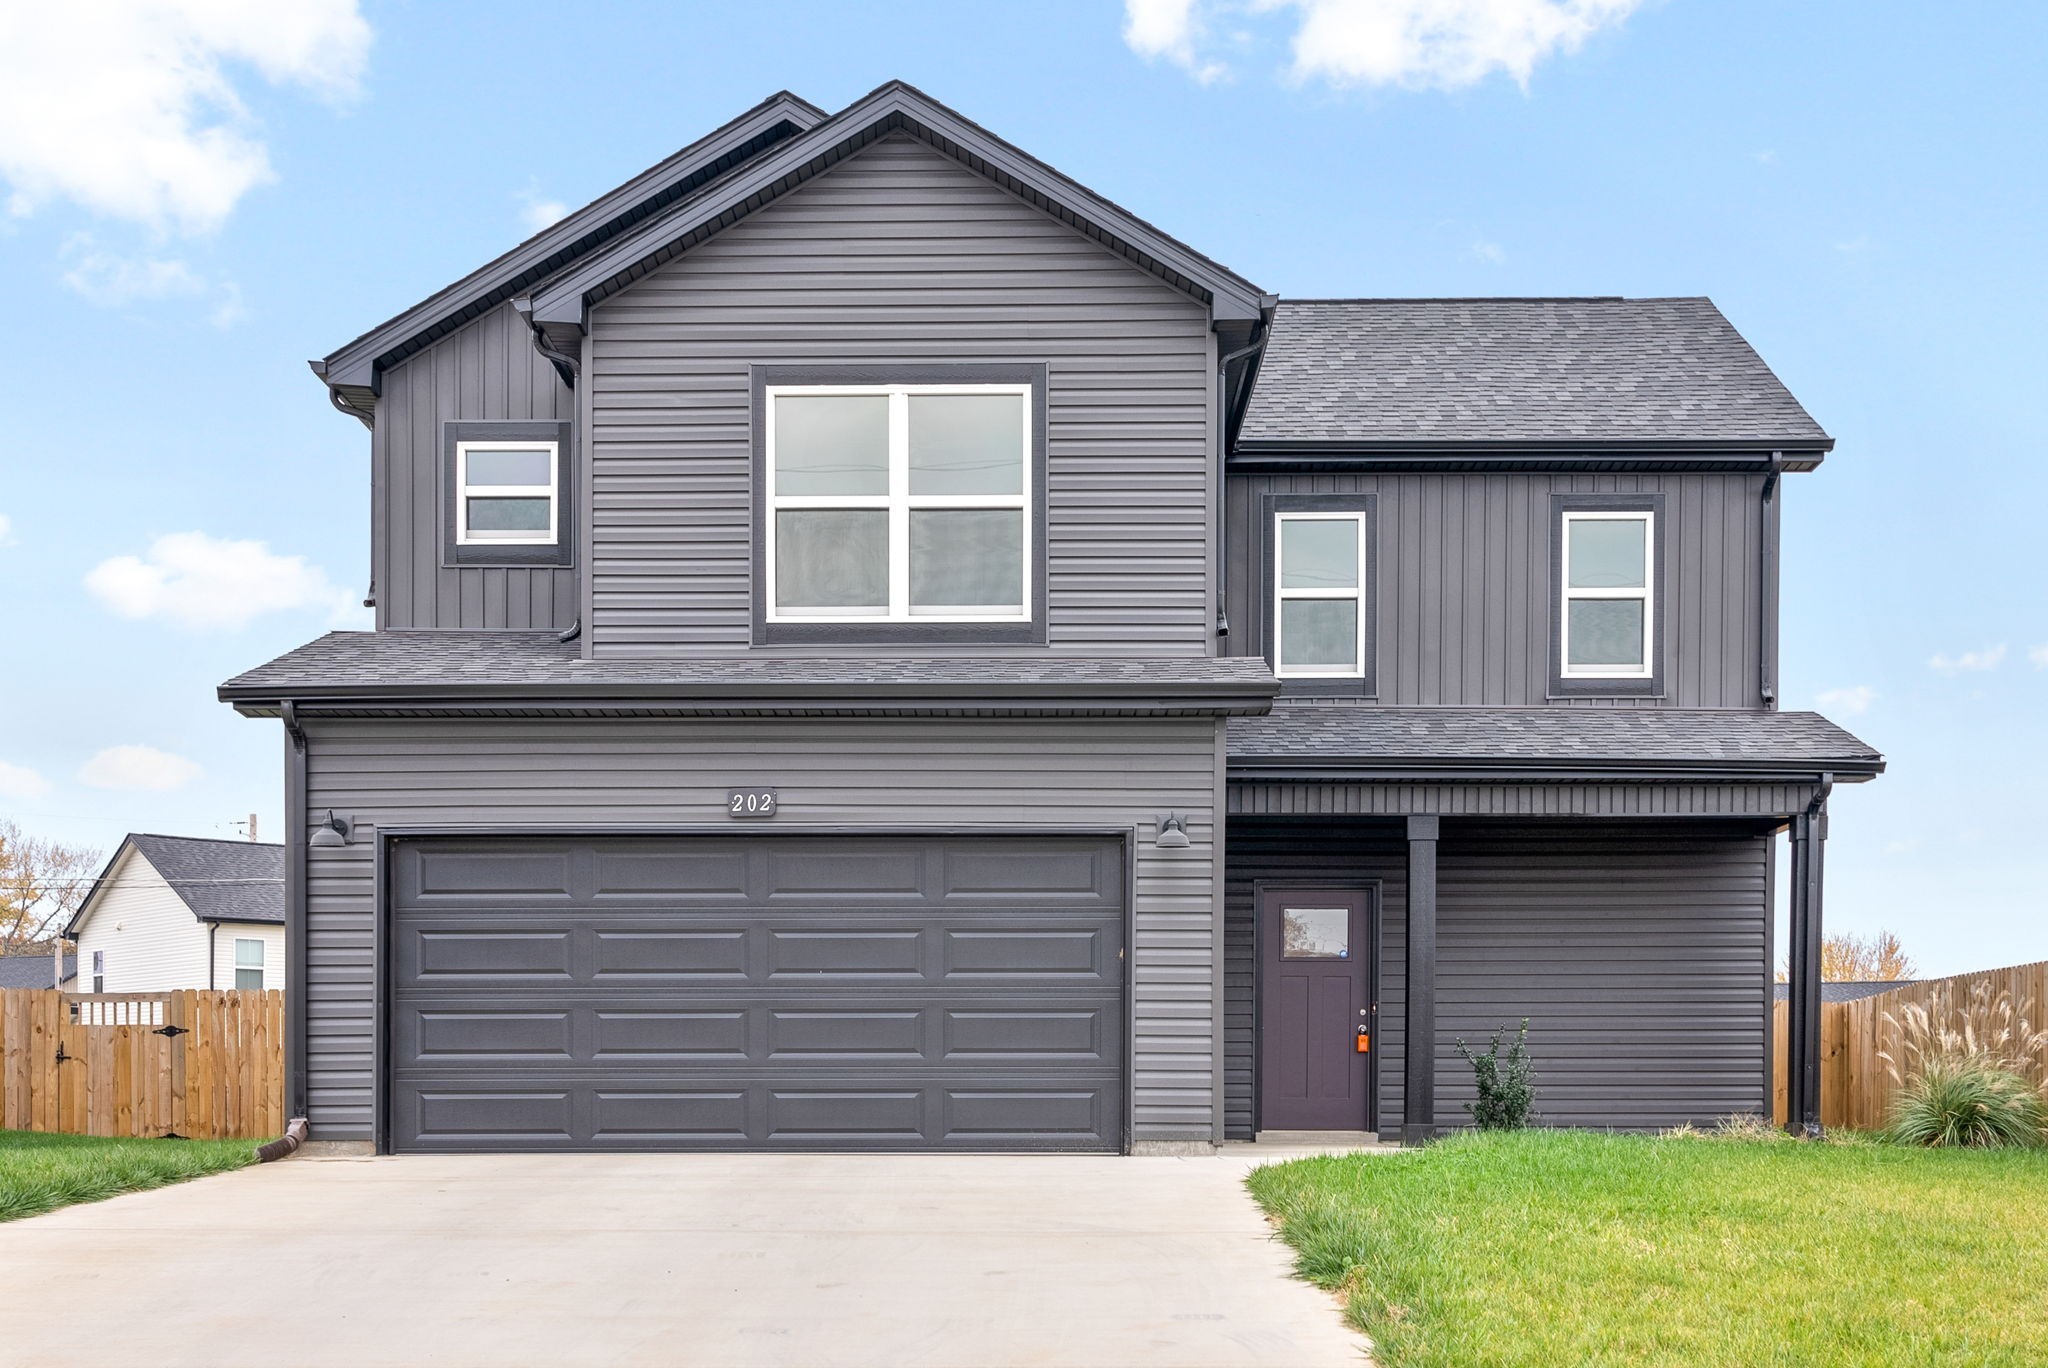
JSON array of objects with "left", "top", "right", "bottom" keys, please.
[{"left": 1258, "top": 887, "right": 1374, "bottom": 1132}]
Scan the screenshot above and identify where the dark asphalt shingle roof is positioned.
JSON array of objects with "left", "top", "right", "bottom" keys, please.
[
  {"left": 125, "top": 835, "right": 285, "bottom": 926},
  {"left": 1229, "top": 705, "right": 1881, "bottom": 771},
  {"left": 0, "top": 954, "right": 74, "bottom": 989},
  {"left": 220, "top": 632, "right": 1280, "bottom": 699},
  {"left": 1772, "top": 981, "right": 1921, "bottom": 1004},
  {"left": 1239, "top": 298, "right": 1831, "bottom": 448}
]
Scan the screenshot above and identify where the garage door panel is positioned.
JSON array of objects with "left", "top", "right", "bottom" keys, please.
[
  {"left": 390, "top": 836, "right": 1124, "bottom": 1153},
  {"left": 409, "top": 849, "right": 575, "bottom": 899}
]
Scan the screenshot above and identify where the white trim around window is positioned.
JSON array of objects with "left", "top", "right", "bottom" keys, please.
[
  {"left": 1560, "top": 509, "right": 1655, "bottom": 679},
  {"left": 1273, "top": 511, "right": 1367, "bottom": 678},
  {"left": 454, "top": 440, "right": 560, "bottom": 546},
  {"left": 234, "top": 937, "right": 265, "bottom": 992},
  {"left": 764, "top": 383, "right": 1033, "bottom": 624}
]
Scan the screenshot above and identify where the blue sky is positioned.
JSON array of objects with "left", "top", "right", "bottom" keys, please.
[{"left": 0, "top": 1, "right": 2041, "bottom": 973}]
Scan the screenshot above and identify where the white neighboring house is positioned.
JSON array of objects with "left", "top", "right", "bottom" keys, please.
[{"left": 67, "top": 834, "right": 285, "bottom": 993}]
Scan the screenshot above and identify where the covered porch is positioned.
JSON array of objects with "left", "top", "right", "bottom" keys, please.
[{"left": 1224, "top": 708, "right": 1883, "bottom": 1144}]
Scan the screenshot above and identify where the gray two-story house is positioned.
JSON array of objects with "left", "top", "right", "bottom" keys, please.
[{"left": 222, "top": 83, "right": 1878, "bottom": 1155}]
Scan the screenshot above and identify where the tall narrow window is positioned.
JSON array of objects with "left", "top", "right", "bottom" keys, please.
[
  {"left": 455, "top": 441, "right": 558, "bottom": 546},
  {"left": 1561, "top": 510, "right": 1654, "bottom": 678},
  {"left": 91, "top": 949, "right": 105, "bottom": 994},
  {"left": 765, "top": 384, "right": 1031, "bottom": 624},
  {"left": 1273, "top": 512, "right": 1366, "bottom": 678},
  {"left": 234, "top": 938, "right": 265, "bottom": 991}
]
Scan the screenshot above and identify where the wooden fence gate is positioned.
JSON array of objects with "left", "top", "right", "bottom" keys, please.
[{"left": 0, "top": 990, "right": 284, "bottom": 1140}]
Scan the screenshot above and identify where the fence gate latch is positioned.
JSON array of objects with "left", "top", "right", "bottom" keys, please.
[
  {"left": 54, "top": 1044, "right": 72, "bottom": 1064},
  {"left": 153, "top": 1024, "right": 188, "bottom": 1038}
]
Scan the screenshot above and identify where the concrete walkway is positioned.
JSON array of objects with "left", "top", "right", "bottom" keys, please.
[{"left": 0, "top": 1148, "right": 1373, "bottom": 1367}]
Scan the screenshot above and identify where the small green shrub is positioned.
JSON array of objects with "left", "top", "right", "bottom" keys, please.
[
  {"left": 1454, "top": 1019, "right": 1534, "bottom": 1130},
  {"left": 1886, "top": 1058, "right": 2048, "bottom": 1149}
]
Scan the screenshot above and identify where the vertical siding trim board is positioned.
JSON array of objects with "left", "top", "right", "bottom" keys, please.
[
  {"left": 1402, "top": 816, "right": 1440, "bottom": 1145},
  {"left": 746, "top": 364, "right": 1051, "bottom": 647},
  {"left": 282, "top": 709, "right": 309, "bottom": 1121}
]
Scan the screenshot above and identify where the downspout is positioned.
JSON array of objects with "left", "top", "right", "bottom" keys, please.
[
  {"left": 1760, "top": 451, "right": 1784, "bottom": 706},
  {"left": 208, "top": 922, "right": 217, "bottom": 990},
  {"left": 281, "top": 701, "right": 310, "bottom": 1127},
  {"left": 1214, "top": 326, "right": 1270, "bottom": 644}
]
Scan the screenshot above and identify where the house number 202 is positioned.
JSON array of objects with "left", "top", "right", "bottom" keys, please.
[{"left": 727, "top": 787, "right": 778, "bottom": 818}]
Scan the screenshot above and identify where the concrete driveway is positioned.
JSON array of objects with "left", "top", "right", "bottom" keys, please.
[{"left": 0, "top": 1149, "right": 1370, "bottom": 1367}]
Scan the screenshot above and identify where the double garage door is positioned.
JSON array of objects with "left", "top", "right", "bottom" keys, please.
[{"left": 389, "top": 835, "right": 1125, "bottom": 1152}]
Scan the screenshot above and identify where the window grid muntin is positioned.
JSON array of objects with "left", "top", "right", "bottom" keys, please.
[
  {"left": 1273, "top": 511, "right": 1367, "bottom": 678},
  {"left": 455, "top": 440, "right": 559, "bottom": 546},
  {"left": 765, "top": 383, "right": 1032, "bottom": 624},
  {"left": 1560, "top": 509, "right": 1654, "bottom": 677}
]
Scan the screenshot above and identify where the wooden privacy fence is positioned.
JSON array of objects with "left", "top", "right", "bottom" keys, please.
[
  {"left": 0, "top": 990, "right": 284, "bottom": 1140},
  {"left": 1773, "top": 960, "right": 2048, "bottom": 1131}
]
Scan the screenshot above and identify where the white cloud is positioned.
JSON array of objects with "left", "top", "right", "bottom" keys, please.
[
  {"left": 1928, "top": 645, "right": 2006, "bottom": 675},
  {"left": 0, "top": 1, "right": 372, "bottom": 235},
  {"left": 518, "top": 191, "right": 570, "bottom": 235},
  {"left": 1125, "top": 0, "right": 1230, "bottom": 82},
  {"left": 79, "top": 745, "right": 202, "bottom": 792},
  {"left": 85, "top": 531, "right": 362, "bottom": 631},
  {"left": 1125, "top": 0, "right": 1640, "bottom": 90},
  {"left": 1471, "top": 239, "right": 1505, "bottom": 264},
  {"left": 0, "top": 760, "right": 51, "bottom": 800},
  {"left": 0, "top": 513, "right": 13, "bottom": 546},
  {"left": 2029, "top": 643, "right": 2048, "bottom": 670},
  {"left": 59, "top": 235, "right": 207, "bottom": 304},
  {"left": 1815, "top": 685, "right": 1876, "bottom": 716}
]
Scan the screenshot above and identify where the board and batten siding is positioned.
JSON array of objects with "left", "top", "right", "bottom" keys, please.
[
  {"left": 374, "top": 301, "right": 579, "bottom": 631},
  {"left": 301, "top": 716, "right": 1223, "bottom": 1145},
  {"left": 1226, "top": 471, "right": 1769, "bottom": 707},
  {"left": 1224, "top": 817, "right": 1773, "bottom": 1138},
  {"left": 583, "top": 132, "right": 1217, "bottom": 657}
]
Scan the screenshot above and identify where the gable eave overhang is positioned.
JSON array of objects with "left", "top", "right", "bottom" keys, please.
[
  {"left": 312, "top": 90, "right": 828, "bottom": 403},
  {"left": 528, "top": 81, "right": 1270, "bottom": 335},
  {"left": 1228, "top": 437, "right": 1833, "bottom": 473}
]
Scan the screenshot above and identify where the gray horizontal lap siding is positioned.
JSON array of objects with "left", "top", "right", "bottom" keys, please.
[
  {"left": 377, "top": 303, "right": 579, "bottom": 630},
  {"left": 1224, "top": 817, "right": 1771, "bottom": 1139},
  {"left": 585, "top": 133, "right": 1215, "bottom": 656},
  {"left": 1226, "top": 471, "right": 1766, "bottom": 707},
  {"left": 302, "top": 716, "right": 1221, "bottom": 1144}
]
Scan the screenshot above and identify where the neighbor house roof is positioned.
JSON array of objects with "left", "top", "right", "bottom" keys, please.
[
  {"left": 0, "top": 953, "right": 74, "bottom": 989},
  {"left": 1228, "top": 705, "right": 1882, "bottom": 778},
  {"left": 219, "top": 632, "right": 1280, "bottom": 717},
  {"left": 1771, "top": 981, "right": 1921, "bottom": 1004},
  {"left": 1236, "top": 298, "right": 1832, "bottom": 456},
  {"left": 68, "top": 835, "right": 285, "bottom": 937}
]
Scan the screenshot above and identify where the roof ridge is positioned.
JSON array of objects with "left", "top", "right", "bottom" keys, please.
[{"left": 129, "top": 832, "right": 285, "bottom": 850}]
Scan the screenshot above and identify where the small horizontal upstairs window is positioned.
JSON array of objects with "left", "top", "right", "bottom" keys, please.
[
  {"left": 1274, "top": 512, "right": 1366, "bottom": 678},
  {"left": 1561, "top": 510, "right": 1654, "bottom": 677},
  {"left": 456, "top": 442, "right": 558, "bottom": 546},
  {"left": 766, "top": 386, "right": 1031, "bottom": 624}
]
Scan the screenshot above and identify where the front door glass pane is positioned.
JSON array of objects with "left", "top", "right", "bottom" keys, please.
[{"left": 1282, "top": 906, "right": 1349, "bottom": 959}]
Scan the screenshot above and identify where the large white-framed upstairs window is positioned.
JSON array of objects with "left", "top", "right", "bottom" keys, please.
[
  {"left": 1273, "top": 511, "right": 1368, "bottom": 679},
  {"left": 1557, "top": 503, "right": 1659, "bottom": 688},
  {"left": 764, "top": 383, "right": 1033, "bottom": 626},
  {"left": 455, "top": 440, "right": 559, "bottom": 546}
]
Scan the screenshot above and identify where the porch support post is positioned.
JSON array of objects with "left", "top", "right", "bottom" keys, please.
[
  {"left": 1403, "top": 815, "right": 1440, "bottom": 1146},
  {"left": 1785, "top": 783, "right": 1830, "bottom": 1136}
]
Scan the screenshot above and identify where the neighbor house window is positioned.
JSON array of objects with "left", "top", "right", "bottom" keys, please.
[
  {"left": 1273, "top": 512, "right": 1367, "bottom": 678},
  {"left": 1560, "top": 509, "right": 1655, "bottom": 678},
  {"left": 234, "top": 938, "right": 264, "bottom": 991},
  {"left": 455, "top": 441, "right": 559, "bottom": 546},
  {"left": 764, "top": 385, "right": 1031, "bottom": 624},
  {"left": 91, "top": 950, "right": 104, "bottom": 994}
]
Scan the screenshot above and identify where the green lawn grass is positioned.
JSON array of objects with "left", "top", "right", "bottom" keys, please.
[
  {"left": 0, "top": 1130, "right": 255, "bottom": 1223},
  {"left": 1247, "top": 1130, "right": 2048, "bottom": 1368}
]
